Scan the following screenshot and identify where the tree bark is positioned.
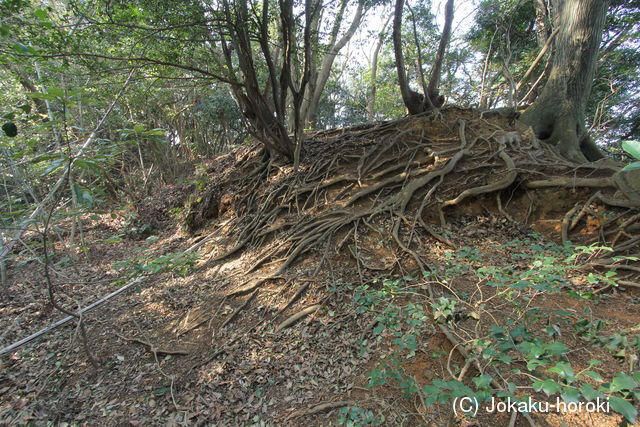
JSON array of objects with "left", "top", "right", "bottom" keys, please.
[
  {"left": 219, "top": 0, "right": 320, "bottom": 161},
  {"left": 425, "top": 0, "right": 454, "bottom": 107},
  {"left": 521, "top": 0, "right": 609, "bottom": 163},
  {"left": 300, "top": 0, "right": 367, "bottom": 127},
  {"left": 393, "top": 0, "right": 425, "bottom": 114},
  {"left": 393, "top": 0, "right": 452, "bottom": 115},
  {"left": 534, "top": 0, "right": 550, "bottom": 48},
  {"left": 367, "top": 14, "right": 392, "bottom": 121}
]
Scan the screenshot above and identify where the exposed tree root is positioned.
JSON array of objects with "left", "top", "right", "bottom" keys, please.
[
  {"left": 442, "top": 146, "right": 517, "bottom": 207},
  {"left": 276, "top": 304, "right": 321, "bottom": 331},
  {"left": 172, "top": 107, "right": 640, "bottom": 424},
  {"left": 525, "top": 177, "right": 615, "bottom": 189},
  {"left": 225, "top": 277, "right": 274, "bottom": 297},
  {"left": 115, "top": 333, "right": 189, "bottom": 356},
  {"left": 190, "top": 106, "right": 638, "bottom": 325},
  {"left": 274, "top": 282, "right": 310, "bottom": 318},
  {"left": 220, "top": 290, "right": 258, "bottom": 329}
]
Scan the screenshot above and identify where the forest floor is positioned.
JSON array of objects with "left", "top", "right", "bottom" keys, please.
[{"left": 1, "top": 108, "right": 639, "bottom": 426}]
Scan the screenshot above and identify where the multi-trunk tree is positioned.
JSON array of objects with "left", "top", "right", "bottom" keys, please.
[
  {"left": 393, "top": 0, "right": 454, "bottom": 114},
  {"left": 216, "top": 0, "right": 373, "bottom": 165}
]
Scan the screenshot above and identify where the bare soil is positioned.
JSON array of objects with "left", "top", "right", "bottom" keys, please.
[{"left": 1, "top": 109, "right": 639, "bottom": 426}]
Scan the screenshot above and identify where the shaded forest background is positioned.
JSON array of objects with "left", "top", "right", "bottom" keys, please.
[{"left": 1, "top": 0, "right": 638, "bottom": 210}]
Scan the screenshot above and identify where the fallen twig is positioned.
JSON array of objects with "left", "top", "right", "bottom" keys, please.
[
  {"left": 115, "top": 333, "right": 188, "bottom": 356},
  {"left": 0, "top": 276, "right": 145, "bottom": 356},
  {"left": 221, "top": 290, "right": 258, "bottom": 329},
  {"left": 284, "top": 400, "right": 354, "bottom": 421}
]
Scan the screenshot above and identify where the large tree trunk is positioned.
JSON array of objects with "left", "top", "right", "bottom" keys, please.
[
  {"left": 393, "top": 0, "right": 423, "bottom": 114},
  {"left": 520, "top": 0, "right": 609, "bottom": 163},
  {"left": 393, "top": 0, "right": 452, "bottom": 115}
]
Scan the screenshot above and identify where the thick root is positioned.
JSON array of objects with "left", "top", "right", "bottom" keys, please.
[{"left": 194, "top": 107, "right": 637, "bottom": 307}]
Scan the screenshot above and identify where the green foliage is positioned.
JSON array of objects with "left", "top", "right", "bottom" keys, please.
[
  {"left": 621, "top": 140, "right": 640, "bottom": 170},
  {"left": 337, "top": 406, "right": 385, "bottom": 426},
  {"left": 430, "top": 296, "right": 457, "bottom": 324},
  {"left": 356, "top": 242, "right": 640, "bottom": 424},
  {"left": 466, "top": 0, "right": 539, "bottom": 106},
  {"left": 587, "top": 1, "right": 640, "bottom": 145},
  {"left": 114, "top": 249, "right": 199, "bottom": 280}
]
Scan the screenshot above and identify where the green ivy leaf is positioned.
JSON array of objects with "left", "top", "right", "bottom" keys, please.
[
  {"left": 549, "top": 361, "right": 575, "bottom": 382},
  {"left": 579, "top": 384, "right": 602, "bottom": 401},
  {"left": 422, "top": 384, "right": 440, "bottom": 396},
  {"left": 472, "top": 374, "right": 492, "bottom": 389},
  {"left": 609, "top": 373, "right": 638, "bottom": 392},
  {"left": 497, "top": 354, "right": 512, "bottom": 364},
  {"left": 621, "top": 140, "right": 640, "bottom": 161},
  {"left": 510, "top": 325, "right": 528, "bottom": 339},
  {"left": 544, "top": 342, "right": 569, "bottom": 356},
  {"left": 582, "top": 371, "right": 603, "bottom": 382},
  {"left": 532, "top": 379, "right": 562, "bottom": 396},
  {"left": 526, "top": 358, "right": 548, "bottom": 370},
  {"left": 517, "top": 341, "right": 544, "bottom": 358},
  {"left": 560, "top": 387, "right": 581, "bottom": 403},
  {"left": 609, "top": 396, "right": 637, "bottom": 424}
]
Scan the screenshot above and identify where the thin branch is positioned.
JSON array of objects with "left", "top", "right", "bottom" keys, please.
[
  {"left": 515, "top": 27, "right": 558, "bottom": 93},
  {"left": 0, "top": 69, "right": 134, "bottom": 264}
]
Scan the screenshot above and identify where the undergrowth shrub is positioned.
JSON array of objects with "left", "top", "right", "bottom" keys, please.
[{"left": 347, "top": 239, "right": 639, "bottom": 424}]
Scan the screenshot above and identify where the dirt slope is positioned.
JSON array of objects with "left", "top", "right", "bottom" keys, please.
[{"left": 1, "top": 107, "right": 639, "bottom": 425}]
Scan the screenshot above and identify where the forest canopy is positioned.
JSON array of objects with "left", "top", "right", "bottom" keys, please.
[{"left": 1, "top": 0, "right": 638, "bottom": 160}]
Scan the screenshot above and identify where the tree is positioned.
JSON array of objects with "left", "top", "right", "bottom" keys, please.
[
  {"left": 214, "top": 0, "right": 379, "bottom": 165},
  {"left": 467, "top": 0, "right": 547, "bottom": 109},
  {"left": 393, "top": 0, "right": 453, "bottom": 114},
  {"left": 367, "top": 14, "right": 392, "bottom": 121},
  {"left": 1, "top": 0, "right": 374, "bottom": 166},
  {"left": 300, "top": 0, "right": 373, "bottom": 127},
  {"left": 520, "top": 0, "right": 610, "bottom": 163},
  {"left": 215, "top": 0, "right": 316, "bottom": 164}
]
